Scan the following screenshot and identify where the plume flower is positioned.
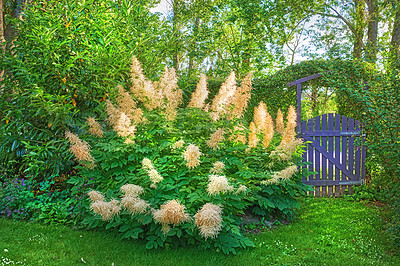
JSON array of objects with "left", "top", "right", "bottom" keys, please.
[
  {"left": 117, "top": 85, "right": 136, "bottom": 116},
  {"left": 276, "top": 109, "right": 284, "bottom": 134},
  {"left": 235, "top": 185, "right": 248, "bottom": 194},
  {"left": 148, "top": 169, "right": 163, "bottom": 185},
  {"left": 142, "top": 158, "right": 153, "bottom": 171},
  {"left": 254, "top": 102, "right": 268, "bottom": 132},
  {"left": 65, "top": 131, "right": 95, "bottom": 168},
  {"left": 114, "top": 112, "right": 136, "bottom": 138},
  {"left": 227, "top": 72, "right": 253, "bottom": 119},
  {"left": 172, "top": 139, "right": 185, "bottom": 150},
  {"left": 90, "top": 200, "right": 121, "bottom": 221},
  {"left": 87, "top": 117, "right": 103, "bottom": 137},
  {"left": 153, "top": 200, "right": 190, "bottom": 233},
  {"left": 183, "top": 144, "right": 201, "bottom": 169},
  {"left": 106, "top": 100, "right": 121, "bottom": 127},
  {"left": 88, "top": 190, "right": 104, "bottom": 202},
  {"left": 261, "top": 165, "right": 298, "bottom": 185},
  {"left": 210, "top": 161, "right": 225, "bottom": 174},
  {"left": 281, "top": 105, "right": 297, "bottom": 145},
  {"left": 120, "top": 184, "right": 144, "bottom": 197},
  {"left": 207, "top": 175, "right": 234, "bottom": 195},
  {"left": 121, "top": 195, "right": 150, "bottom": 215},
  {"left": 194, "top": 203, "right": 223, "bottom": 239},
  {"left": 130, "top": 56, "right": 163, "bottom": 110},
  {"left": 262, "top": 111, "right": 274, "bottom": 148},
  {"left": 187, "top": 74, "right": 209, "bottom": 108},
  {"left": 141, "top": 158, "right": 163, "bottom": 187},
  {"left": 210, "top": 71, "right": 237, "bottom": 121},
  {"left": 157, "top": 67, "right": 183, "bottom": 121},
  {"left": 206, "top": 128, "right": 225, "bottom": 150},
  {"left": 271, "top": 139, "right": 304, "bottom": 160},
  {"left": 248, "top": 122, "right": 258, "bottom": 149}
]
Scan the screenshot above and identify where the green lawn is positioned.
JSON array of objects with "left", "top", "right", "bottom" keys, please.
[{"left": 1, "top": 198, "right": 399, "bottom": 265}]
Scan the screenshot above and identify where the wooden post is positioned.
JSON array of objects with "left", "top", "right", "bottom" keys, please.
[{"left": 297, "top": 83, "right": 301, "bottom": 135}]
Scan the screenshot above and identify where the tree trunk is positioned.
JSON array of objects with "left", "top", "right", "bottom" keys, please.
[
  {"left": 172, "top": 0, "right": 182, "bottom": 71},
  {"left": 390, "top": 2, "right": 400, "bottom": 68},
  {"left": 188, "top": 17, "right": 199, "bottom": 75},
  {"left": 353, "top": 0, "right": 365, "bottom": 59},
  {"left": 366, "top": 0, "right": 378, "bottom": 63}
]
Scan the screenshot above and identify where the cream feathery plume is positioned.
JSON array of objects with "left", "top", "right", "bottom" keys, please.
[
  {"left": 120, "top": 184, "right": 144, "bottom": 197},
  {"left": 90, "top": 200, "right": 121, "bottom": 221},
  {"left": 88, "top": 190, "right": 104, "bottom": 202},
  {"left": 210, "top": 71, "right": 237, "bottom": 121},
  {"left": 248, "top": 122, "right": 258, "bottom": 149},
  {"left": 129, "top": 56, "right": 163, "bottom": 110},
  {"left": 207, "top": 175, "right": 234, "bottom": 195},
  {"left": 106, "top": 100, "right": 121, "bottom": 127},
  {"left": 172, "top": 139, "right": 185, "bottom": 150},
  {"left": 206, "top": 128, "right": 225, "bottom": 150},
  {"left": 142, "top": 157, "right": 153, "bottom": 171},
  {"left": 158, "top": 67, "right": 183, "bottom": 121},
  {"left": 187, "top": 74, "right": 209, "bottom": 109},
  {"left": 194, "top": 203, "right": 223, "bottom": 239},
  {"left": 87, "top": 117, "right": 103, "bottom": 138},
  {"left": 65, "top": 131, "right": 95, "bottom": 167},
  {"left": 183, "top": 144, "right": 201, "bottom": 169},
  {"left": 227, "top": 72, "right": 253, "bottom": 120},
  {"left": 261, "top": 165, "right": 298, "bottom": 185},
  {"left": 276, "top": 109, "right": 284, "bottom": 134},
  {"left": 210, "top": 161, "right": 225, "bottom": 174},
  {"left": 235, "top": 184, "right": 248, "bottom": 194},
  {"left": 114, "top": 112, "right": 136, "bottom": 138},
  {"left": 153, "top": 200, "right": 190, "bottom": 233},
  {"left": 281, "top": 105, "right": 297, "bottom": 145},
  {"left": 262, "top": 111, "right": 274, "bottom": 148},
  {"left": 271, "top": 138, "right": 304, "bottom": 160},
  {"left": 121, "top": 195, "right": 150, "bottom": 215},
  {"left": 253, "top": 101, "right": 268, "bottom": 132},
  {"left": 117, "top": 85, "right": 137, "bottom": 118}
]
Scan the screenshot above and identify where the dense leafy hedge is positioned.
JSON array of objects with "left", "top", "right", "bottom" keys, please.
[{"left": 0, "top": 0, "right": 170, "bottom": 180}]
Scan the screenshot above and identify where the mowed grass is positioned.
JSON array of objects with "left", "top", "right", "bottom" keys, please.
[{"left": 0, "top": 198, "right": 399, "bottom": 266}]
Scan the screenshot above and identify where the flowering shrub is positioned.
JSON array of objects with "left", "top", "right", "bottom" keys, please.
[{"left": 67, "top": 57, "right": 312, "bottom": 254}]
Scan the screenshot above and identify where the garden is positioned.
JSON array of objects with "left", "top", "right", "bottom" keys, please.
[{"left": 0, "top": 0, "right": 399, "bottom": 264}]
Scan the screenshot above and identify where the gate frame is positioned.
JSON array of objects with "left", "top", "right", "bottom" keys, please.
[{"left": 287, "top": 74, "right": 366, "bottom": 196}]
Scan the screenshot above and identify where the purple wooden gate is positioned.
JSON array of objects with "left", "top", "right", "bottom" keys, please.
[
  {"left": 288, "top": 74, "right": 366, "bottom": 197},
  {"left": 301, "top": 114, "right": 366, "bottom": 196}
]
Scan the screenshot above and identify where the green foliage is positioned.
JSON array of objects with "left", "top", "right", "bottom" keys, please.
[
  {"left": 0, "top": 0, "right": 171, "bottom": 180},
  {"left": 68, "top": 100, "right": 310, "bottom": 254}
]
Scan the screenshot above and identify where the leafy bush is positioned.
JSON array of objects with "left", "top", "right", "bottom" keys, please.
[
  {"left": 0, "top": 0, "right": 170, "bottom": 181},
  {"left": 65, "top": 59, "right": 311, "bottom": 254}
]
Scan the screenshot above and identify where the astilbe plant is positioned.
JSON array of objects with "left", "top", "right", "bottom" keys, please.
[{"left": 65, "top": 57, "right": 311, "bottom": 254}]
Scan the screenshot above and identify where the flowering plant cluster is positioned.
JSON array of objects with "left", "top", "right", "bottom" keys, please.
[{"left": 66, "top": 57, "right": 311, "bottom": 254}]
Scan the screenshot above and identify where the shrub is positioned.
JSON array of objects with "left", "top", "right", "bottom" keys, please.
[{"left": 66, "top": 58, "right": 312, "bottom": 254}]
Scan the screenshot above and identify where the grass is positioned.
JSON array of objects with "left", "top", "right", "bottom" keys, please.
[{"left": 0, "top": 197, "right": 399, "bottom": 265}]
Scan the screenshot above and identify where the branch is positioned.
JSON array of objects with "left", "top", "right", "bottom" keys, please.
[{"left": 313, "top": 8, "right": 365, "bottom": 49}]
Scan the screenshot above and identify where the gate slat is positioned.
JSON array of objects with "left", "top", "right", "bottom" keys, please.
[
  {"left": 321, "top": 114, "right": 328, "bottom": 196},
  {"left": 328, "top": 113, "right": 334, "bottom": 196},
  {"left": 348, "top": 118, "right": 355, "bottom": 195},
  {"left": 301, "top": 121, "right": 308, "bottom": 182},
  {"left": 315, "top": 116, "right": 321, "bottom": 197},
  {"left": 354, "top": 121, "right": 361, "bottom": 183},
  {"left": 307, "top": 118, "right": 314, "bottom": 196},
  {"left": 334, "top": 114, "right": 340, "bottom": 197},
  {"left": 341, "top": 116, "right": 348, "bottom": 196}
]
